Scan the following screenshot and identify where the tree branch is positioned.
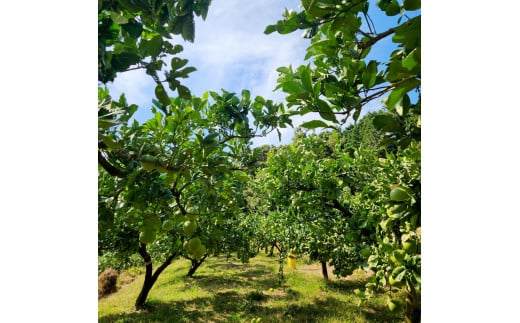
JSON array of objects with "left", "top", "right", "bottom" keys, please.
[
  {"left": 98, "top": 150, "right": 127, "bottom": 178},
  {"left": 358, "top": 27, "right": 396, "bottom": 50},
  {"left": 328, "top": 199, "right": 353, "bottom": 218}
]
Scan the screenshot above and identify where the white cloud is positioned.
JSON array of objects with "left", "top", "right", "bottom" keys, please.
[
  {"left": 180, "top": 0, "right": 309, "bottom": 98},
  {"left": 107, "top": 0, "right": 310, "bottom": 145}
]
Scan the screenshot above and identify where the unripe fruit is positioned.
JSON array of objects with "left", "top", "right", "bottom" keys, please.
[
  {"left": 390, "top": 187, "right": 410, "bottom": 201},
  {"left": 139, "top": 230, "right": 156, "bottom": 244},
  {"left": 192, "top": 245, "right": 207, "bottom": 260},
  {"left": 183, "top": 220, "right": 197, "bottom": 235},
  {"left": 403, "top": 240, "right": 417, "bottom": 254},
  {"left": 162, "top": 219, "right": 175, "bottom": 231},
  {"left": 186, "top": 237, "right": 202, "bottom": 253}
]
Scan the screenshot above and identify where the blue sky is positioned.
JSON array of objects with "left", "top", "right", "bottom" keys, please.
[{"left": 107, "top": 0, "right": 417, "bottom": 146}]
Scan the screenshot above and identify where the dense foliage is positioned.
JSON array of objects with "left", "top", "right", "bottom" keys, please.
[
  {"left": 261, "top": 1, "right": 421, "bottom": 321},
  {"left": 98, "top": 0, "right": 420, "bottom": 320}
]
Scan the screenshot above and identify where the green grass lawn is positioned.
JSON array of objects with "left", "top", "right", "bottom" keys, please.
[{"left": 99, "top": 254, "right": 405, "bottom": 322}]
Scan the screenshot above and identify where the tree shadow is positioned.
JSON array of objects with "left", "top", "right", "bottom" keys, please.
[
  {"left": 322, "top": 278, "right": 368, "bottom": 292},
  {"left": 270, "top": 295, "right": 404, "bottom": 323},
  {"left": 100, "top": 257, "right": 404, "bottom": 322},
  {"left": 99, "top": 288, "right": 403, "bottom": 323},
  {"left": 98, "top": 298, "right": 212, "bottom": 323}
]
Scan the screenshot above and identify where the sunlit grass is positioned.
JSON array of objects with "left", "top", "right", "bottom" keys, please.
[{"left": 99, "top": 254, "right": 405, "bottom": 322}]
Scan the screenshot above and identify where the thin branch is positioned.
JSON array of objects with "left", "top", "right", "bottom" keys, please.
[
  {"left": 218, "top": 134, "right": 263, "bottom": 145},
  {"left": 358, "top": 27, "right": 396, "bottom": 50},
  {"left": 364, "top": 13, "right": 377, "bottom": 35},
  {"left": 124, "top": 65, "right": 147, "bottom": 72}
]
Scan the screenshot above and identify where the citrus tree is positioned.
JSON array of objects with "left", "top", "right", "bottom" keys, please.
[
  {"left": 99, "top": 89, "right": 292, "bottom": 309},
  {"left": 247, "top": 113, "right": 385, "bottom": 281},
  {"left": 265, "top": 1, "right": 421, "bottom": 321},
  {"left": 98, "top": 0, "right": 296, "bottom": 309}
]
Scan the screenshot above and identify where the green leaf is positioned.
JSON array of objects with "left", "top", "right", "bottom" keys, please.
[
  {"left": 99, "top": 119, "right": 120, "bottom": 129},
  {"left": 404, "top": 0, "right": 421, "bottom": 11},
  {"left": 362, "top": 61, "right": 378, "bottom": 89},
  {"left": 401, "top": 47, "right": 420, "bottom": 73},
  {"left": 315, "top": 99, "right": 337, "bottom": 123},
  {"left": 386, "top": 78, "right": 420, "bottom": 109},
  {"left": 367, "top": 255, "right": 379, "bottom": 267},
  {"left": 170, "top": 44, "right": 183, "bottom": 55},
  {"left": 146, "top": 35, "right": 162, "bottom": 57},
  {"left": 121, "top": 20, "right": 143, "bottom": 38},
  {"left": 282, "top": 80, "right": 305, "bottom": 94},
  {"left": 373, "top": 114, "right": 401, "bottom": 132},
  {"left": 377, "top": 0, "right": 391, "bottom": 11},
  {"left": 264, "top": 24, "right": 277, "bottom": 35},
  {"left": 385, "top": 0, "right": 401, "bottom": 16},
  {"left": 171, "top": 57, "right": 189, "bottom": 70},
  {"left": 393, "top": 16, "right": 421, "bottom": 51},
  {"left": 177, "top": 84, "right": 191, "bottom": 99},
  {"left": 275, "top": 19, "right": 299, "bottom": 35},
  {"left": 276, "top": 66, "right": 292, "bottom": 74},
  {"left": 300, "top": 66, "right": 313, "bottom": 92},
  {"left": 155, "top": 84, "right": 170, "bottom": 106},
  {"left": 169, "top": 16, "right": 186, "bottom": 35},
  {"left": 174, "top": 66, "right": 197, "bottom": 78},
  {"left": 300, "top": 120, "right": 329, "bottom": 129},
  {"left": 110, "top": 11, "right": 129, "bottom": 25},
  {"left": 110, "top": 52, "right": 140, "bottom": 71},
  {"left": 182, "top": 17, "right": 195, "bottom": 42},
  {"left": 353, "top": 108, "right": 361, "bottom": 121},
  {"left": 391, "top": 266, "right": 407, "bottom": 282},
  {"left": 200, "top": 4, "right": 209, "bottom": 20},
  {"left": 302, "top": 0, "right": 331, "bottom": 18}
]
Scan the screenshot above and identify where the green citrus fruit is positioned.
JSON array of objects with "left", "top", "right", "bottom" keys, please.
[
  {"left": 162, "top": 219, "right": 175, "bottom": 231},
  {"left": 173, "top": 210, "right": 184, "bottom": 221},
  {"left": 186, "top": 237, "right": 202, "bottom": 253},
  {"left": 403, "top": 240, "right": 417, "bottom": 254},
  {"left": 390, "top": 187, "right": 410, "bottom": 201},
  {"left": 139, "top": 230, "right": 156, "bottom": 244},
  {"left": 183, "top": 220, "right": 197, "bottom": 235},
  {"left": 193, "top": 245, "right": 207, "bottom": 260}
]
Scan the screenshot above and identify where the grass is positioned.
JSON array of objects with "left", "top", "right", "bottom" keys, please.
[{"left": 99, "top": 253, "right": 405, "bottom": 322}]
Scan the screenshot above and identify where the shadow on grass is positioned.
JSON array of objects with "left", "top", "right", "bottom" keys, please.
[
  {"left": 100, "top": 257, "right": 404, "bottom": 323},
  {"left": 98, "top": 298, "right": 213, "bottom": 323},
  {"left": 99, "top": 291, "right": 402, "bottom": 323},
  {"left": 322, "top": 278, "right": 368, "bottom": 292},
  {"left": 186, "top": 261, "right": 279, "bottom": 292}
]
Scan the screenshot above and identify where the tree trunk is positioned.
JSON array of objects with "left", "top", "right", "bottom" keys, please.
[
  {"left": 404, "top": 282, "right": 421, "bottom": 323},
  {"left": 135, "top": 243, "right": 179, "bottom": 310},
  {"left": 321, "top": 261, "right": 329, "bottom": 280},
  {"left": 186, "top": 254, "right": 207, "bottom": 277},
  {"left": 268, "top": 244, "right": 275, "bottom": 257},
  {"left": 135, "top": 269, "right": 155, "bottom": 310}
]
